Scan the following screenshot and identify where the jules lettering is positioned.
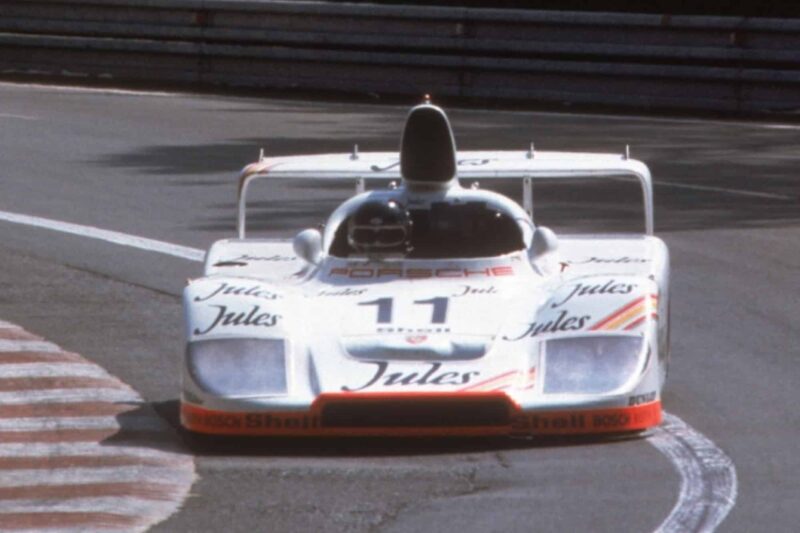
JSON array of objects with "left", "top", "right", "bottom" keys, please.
[
  {"left": 194, "top": 304, "right": 281, "bottom": 335},
  {"left": 342, "top": 362, "right": 479, "bottom": 392},
  {"left": 317, "top": 287, "right": 368, "bottom": 297},
  {"left": 571, "top": 256, "right": 648, "bottom": 265},
  {"left": 503, "top": 310, "right": 590, "bottom": 341},
  {"left": 452, "top": 284, "right": 497, "bottom": 297},
  {"left": 230, "top": 254, "right": 296, "bottom": 262},
  {"left": 194, "top": 282, "right": 280, "bottom": 302},
  {"left": 550, "top": 279, "right": 635, "bottom": 308}
]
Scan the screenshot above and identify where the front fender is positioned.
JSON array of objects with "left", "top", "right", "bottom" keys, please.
[{"left": 183, "top": 277, "right": 288, "bottom": 342}]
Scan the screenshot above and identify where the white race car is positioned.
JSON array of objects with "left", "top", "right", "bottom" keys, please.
[{"left": 181, "top": 102, "right": 669, "bottom": 437}]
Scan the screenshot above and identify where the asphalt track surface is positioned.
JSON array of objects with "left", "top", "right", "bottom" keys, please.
[{"left": 0, "top": 82, "right": 798, "bottom": 532}]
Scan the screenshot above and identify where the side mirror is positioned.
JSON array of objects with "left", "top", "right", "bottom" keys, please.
[
  {"left": 528, "top": 226, "right": 559, "bottom": 275},
  {"left": 293, "top": 228, "right": 324, "bottom": 266}
]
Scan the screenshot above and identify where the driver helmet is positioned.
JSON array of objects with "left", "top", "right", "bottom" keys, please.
[{"left": 347, "top": 199, "right": 412, "bottom": 254}]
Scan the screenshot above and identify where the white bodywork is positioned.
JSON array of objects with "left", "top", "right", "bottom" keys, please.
[{"left": 181, "top": 150, "right": 670, "bottom": 437}]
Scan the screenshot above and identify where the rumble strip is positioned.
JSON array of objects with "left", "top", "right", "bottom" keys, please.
[{"left": 0, "top": 319, "right": 195, "bottom": 532}]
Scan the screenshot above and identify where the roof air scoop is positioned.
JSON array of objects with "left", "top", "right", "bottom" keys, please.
[{"left": 400, "top": 101, "right": 457, "bottom": 188}]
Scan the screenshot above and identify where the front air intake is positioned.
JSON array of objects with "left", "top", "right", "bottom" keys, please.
[{"left": 321, "top": 397, "right": 510, "bottom": 428}]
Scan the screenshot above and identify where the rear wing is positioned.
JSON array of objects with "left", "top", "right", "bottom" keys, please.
[{"left": 237, "top": 150, "right": 654, "bottom": 238}]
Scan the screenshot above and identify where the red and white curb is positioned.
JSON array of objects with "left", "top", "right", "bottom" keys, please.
[{"left": 0, "top": 319, "right": 195, "bottom": 532}]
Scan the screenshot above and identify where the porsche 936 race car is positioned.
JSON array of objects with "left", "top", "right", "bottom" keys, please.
[{"left": 181, "top": 102, "right": 669, "bottom": 437}]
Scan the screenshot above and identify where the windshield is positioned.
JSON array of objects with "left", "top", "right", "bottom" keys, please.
[{"left": 330, "top": 201, "right": 525, "bottom": 259}]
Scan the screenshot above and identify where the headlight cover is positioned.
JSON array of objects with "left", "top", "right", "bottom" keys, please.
[
  {"left": 187, "top": 338, "right": 287, "bottom": 398},
  {"left": 543, "top": 335, "right": 645, "bottom": 395}
]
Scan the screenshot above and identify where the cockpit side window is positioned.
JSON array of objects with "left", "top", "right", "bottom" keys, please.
[{"left": 330, "top": 201, "right": 525, "bottom": 258}]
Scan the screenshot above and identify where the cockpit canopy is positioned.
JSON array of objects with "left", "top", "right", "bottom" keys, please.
[{"left": 326, "top": 188, "right": 531, "bottom": 259}]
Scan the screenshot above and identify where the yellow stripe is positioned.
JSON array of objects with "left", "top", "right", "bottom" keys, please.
[
  {"left": 602, "top": 295, "right": 658, "bottom": 331},
  {"left": 602, "top": 303, "right": 646, "bottom": 331}
]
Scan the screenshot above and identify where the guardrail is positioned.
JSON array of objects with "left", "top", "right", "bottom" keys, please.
[{"left": 1, "top": 0, "right": 799, "bottom": 114}]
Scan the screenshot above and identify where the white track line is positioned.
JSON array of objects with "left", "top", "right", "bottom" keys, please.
[
  {"left": 0, "top": 498, "right": 181, "bottom": 515},
  {"left": 654, "top": 179, "right": 795, "bottom": 201},
  {"left": 0, "top": 363, "right": 113, "bottom": 379},
  {"left": 0, "top": 416, "right": 168, "bottom": 432},
  {"left": 0, "top": 389, "right": 139, "bottom": 404},
  {"left": 0, "top": 465, "right": 195, "bottom": 488},
  {"left": 0, "top": 442, "right": 185, "bottom": 458},
  {"left": 0, "top": 209, "right": 738, "bottom": 532},
  {"left": 650, "top": 413, "right": 738, "bottom": 533},
  {"left": 0, "top": 340, "right": 61, "bottom": 352},
  {"left": 0, "top": 112, "right": 38, "bottom": 121},
  {"left": 0, "top": 81, "right": 178, "bottom": 98},
  {"left": 0, "top": 211, "right": 204, "bottom": 262}
]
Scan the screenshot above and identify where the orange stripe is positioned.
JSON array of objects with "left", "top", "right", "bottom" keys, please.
[
  {"left": 459, "top": 370, "right": 517, "bottom": 391},
  {"left": 469, "top": 375, "right": 519, "bottom": 392},
  {"left": 591, "top": 294, "right": 659, "bottom": 331},
  {"left": 181, "top": 400, "right": 661, "bottom": 437},
  {"left": 623, "top": 313, "right": 659, "bottom": 331},
  {"left": 523, "top": 367, "right": 537, "bottom": 390},
  {"left": 602, "top": 303, "right": 647, "bottom": 331},
  {"left": 590, "top": 296, "right": 647, "bottom": 330},
  {"left": 510, "top": 401, "right": 661, "bottom": 436}
]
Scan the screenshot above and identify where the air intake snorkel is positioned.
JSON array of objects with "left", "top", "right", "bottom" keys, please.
[{"left": 399, "top": 98, "right": 458, "bottom": 191}]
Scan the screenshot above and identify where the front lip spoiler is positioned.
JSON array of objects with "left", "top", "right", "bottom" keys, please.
[{"left": 181, "top": 393, "right": 662, "bottom": 437}]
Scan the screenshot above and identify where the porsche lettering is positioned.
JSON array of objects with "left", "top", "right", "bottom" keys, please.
[{"left": 329, "top": 266, "right": 514, "bottom": 279}]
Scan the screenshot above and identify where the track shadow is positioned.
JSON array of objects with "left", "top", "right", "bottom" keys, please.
[
  {"left": 91, "top": 137, "right": 392, "bottom": 176},
  {"left": 97, "top": 401, "right": 192, "bottom": 455},
  {"left": 90, "top": 111, "right": 800, "bottom": 234}
]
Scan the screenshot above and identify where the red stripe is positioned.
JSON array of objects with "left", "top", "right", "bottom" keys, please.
[
  {"left": 590, "top": 296, "right": 647, "bottom": 331},
  {"left": 0, "top": 512, "right": 141, "bottom": 530},
  {"left": 459, "top": 370, "right": 517, "bottom": 391},
  {"left": 0, "top": 482, "right": 179, "bottom": 500},
  {"left": 0, "top": 455, "right": 176, "bottom": 470},
  {"left": 0, "top": 351, "right": 85, "bottom": 364},
  {"left": 623, "top": 313, "right": 659, "bottom": 331},
  {"left": 0, "top": 429, "right": 119, "bottom": 443},
  {"left": 0, "top": 428, "right": 166, "bottom": 443},
  {"left": 0, "top": 402, "right": 135, "bottom": 418},
  {"left": 0, "top": 376, "right": 125, "bottom": 392},
  {"left": 0, "top": 329, "right": 42, "bottom": 341}
]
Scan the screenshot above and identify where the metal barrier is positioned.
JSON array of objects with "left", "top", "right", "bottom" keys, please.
[{"left": 1, "top": 0, "right": 798, "bottom": 113}]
